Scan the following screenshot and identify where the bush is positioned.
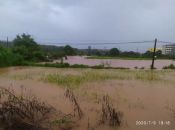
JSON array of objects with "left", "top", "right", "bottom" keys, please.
[
  {"left": 91, "top": 65, "right": 105, "bottom": 69},
  {"left": 163, "top": 64, "right": 175, "bottom": 69},
  {"left": 109, "top": 48, "right": 120, "bottom": 56},
  {"left": 0, "top": 87, "right": 54, "bottom": 130},
  {"left": 70, "top": 64, "right": 89, "bottom": 68},
  {"left": 46, "top": 63, "right": 70, "bottom": 68},
  {"left": 0, "top": 46, "right": 24, "bottom": 67},
  {"left": 13, "top": 34, "right": 45, "bottom": 62}
]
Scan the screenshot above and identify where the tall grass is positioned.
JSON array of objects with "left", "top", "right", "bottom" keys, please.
[
  {"left": 42, "top": 71, "right": 119, "bottom": 88},
  {"left": 41, "top": 69, "right": 162, "bottom": 89}
]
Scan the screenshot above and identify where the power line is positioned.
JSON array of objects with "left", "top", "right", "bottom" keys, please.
[
  {"left": 55, "top": 40, "right": 175, "bottom": 46},
  {"left": 2, "top": 37, "right": 175, "bottom": 46},
  {"left": 54, "top": 40, "right": 154, "bottom": 46},
  {"left": 158, "top": 40, "right": 175, "bottom": 45}
]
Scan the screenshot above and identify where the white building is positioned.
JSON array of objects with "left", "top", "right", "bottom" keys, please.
[{"left": 162, "top": 44, "right": 175, "bottom": 55}]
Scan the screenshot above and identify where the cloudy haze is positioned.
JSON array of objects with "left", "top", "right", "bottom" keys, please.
[{"left": 0, "top": 0, "right": 175, "bottom": 51}]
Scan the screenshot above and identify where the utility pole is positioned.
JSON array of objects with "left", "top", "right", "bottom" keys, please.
[
  {"left": 151, "top": 38, "right": 157, "bottom": 69},
  {"left": 6, "top": 37, "right": 8, "bottom": 48}
]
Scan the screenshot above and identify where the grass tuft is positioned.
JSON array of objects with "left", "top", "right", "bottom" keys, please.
[{"left": 41, "top": 69, "right": 162, "bottom": 89}]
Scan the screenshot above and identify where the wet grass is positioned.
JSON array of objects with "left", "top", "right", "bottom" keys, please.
[
  {"left": 3, "top": 67, "right": 166, "bottom": 89},
  {"left": 0, "top": 68, "right": 9, "bottom": 76},
  {"left": 41, "top": 69, "right": 163, "bottom": 89},
  {"left": 41, "top": 71, "right": 120, "bottom": 89},
  {"left": 11, "top": 73, "right": 33, "bottom": 80},
  {"left": 0, "top": 87, "right": 55, "bottom": 130}
]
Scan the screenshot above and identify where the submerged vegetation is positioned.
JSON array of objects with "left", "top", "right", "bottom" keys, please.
[
  {"left": 0, "top": 33, "right": 174, "bottom": 129},
  {"left": 0, "top": 87, "right": 55, "bottom": 130},
  {"left": 163, "top": 64, "right": 175, "bottom": 69},
  {"left": 26, "top": 62, "right": 129, "bottom": 69},
  {"left": 0, "top": 86, "right": 123, "bottom": 130},
  {"left": 0, "top": 67, "right": 175, "bottom": 130},
  {"left": 6, "top": 67, "right": 164, "bottom": 89},
  {"left": 100, "top": 95, "right": 122, "bottom": 126},
  {"left": 40, "top": 69, "right": 162, "bottom": 89},
  {"left": 0, "top": 87, "right": 81, "bottom": 130}
]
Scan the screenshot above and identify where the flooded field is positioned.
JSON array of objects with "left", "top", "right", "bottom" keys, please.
[
  {"left": 0, "top": 67, "right": 175, "bottom": 130},
  {"left": 62, "top": 56, "right": 175, "bottom": 69}
]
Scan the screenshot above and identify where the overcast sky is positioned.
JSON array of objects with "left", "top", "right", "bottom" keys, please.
[{"left": 0, "top": 0, "right": 175, "bottom": 51}]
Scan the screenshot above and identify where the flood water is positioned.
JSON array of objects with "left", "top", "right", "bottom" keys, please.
[
  {"left": 63, "top": 56, "right": 175, "bottom": 69},
  {"left": 0, "top": 67, "right": 175, "bottom": 130}
]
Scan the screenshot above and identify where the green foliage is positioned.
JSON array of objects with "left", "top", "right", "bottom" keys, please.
[
  {"left": 41, "top": 69, "right": 161, "bottom": 89},
  {"left": 40, "top": 45, "right": 66, "bottom": 60},
  {"left": 52, "top": 117, "right": 73, "bottom": 125},
  {"left": 91, "top": 65, "right": 105, "bottom": 69},
  {"left": 13, "top": 33, "right": 45, "bottom": 61},
  {"left": 120, "top": 51, "right": 141, "bottom": 58},
  {"left": 86, "top": 48, "right": 167, "bottom": 59},
  {"left": 156, "top": 50, "right": 162, "bottom": 56},
  {"left": 0, "top": 46, "right": 24, "bottom": 67},
  {"left": 42, "top": 71, "right": 120, "bottom": 88},
  {"left": 49, "top": 52, "right": 65, "bottom": 59},
  {"left": 64, "top": 45, "right": 76, "bottom": 56},
  {"left": 41, "top": 44, "right": 77, "bottom": 60},
  {"left": 163, "top": 64, "right": 175, "bottom": 69},
  {"left": 109, "top": 48, "right": 120, "bottom": 56},
  {"left": 44, "top": 63, "right": 70, "bottom": 68},
  {"left": 70, "top": 64, "right": 89, "bottom": 68}
]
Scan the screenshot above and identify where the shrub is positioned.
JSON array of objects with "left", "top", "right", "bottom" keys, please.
[
  {"left": 70, "top": 64, "right": 89, "bottom": 68},
  {"left": 100, "top": 95, "right": 122, "bottom": 127},
  {"left": 0, "top": 87, "right": 54, "bottom": 130},
  {"left": 140, "top": 67, "right": 145, "bottom": 70},
  {"left": 13, "top": 33, "right": 45, "bottom": 62},
  {"left": 0, "top": 46, "right": 24, "bottom": 67},
  {"left": 91, "top": 65, "right": 105, "bottom": 69},
  {"left": 163, "top": 64, "right": 175, "bottom": 69},
  {"left": 44, "top": 63, "right": 70, "bottom": 68}
]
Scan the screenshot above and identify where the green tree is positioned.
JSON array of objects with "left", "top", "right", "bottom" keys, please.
[
  {"left": 156, "top": 50, "right": 162, "bottom": 56},
  {"left": 13, "top": 33, "right": 44, "bottom": 61},
  {"left": 0, "top": 46, "right": 23, "bottom": 67},
  {"left": 143, "top": 51, "right": 152, "bottom": 58},
  {"left": 109, "top": 48, "right": 120, "bottom": 56},
  {"left": 64, "top": 45, "right": 76, "bottom": 56}
]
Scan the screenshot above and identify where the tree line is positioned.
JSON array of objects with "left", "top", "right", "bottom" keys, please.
[
  {"left": 0, "top": 33, "right": 174, "bottom": 67},
  {"left": 0, "top": 34, "right": 80, "bottom": 67}
]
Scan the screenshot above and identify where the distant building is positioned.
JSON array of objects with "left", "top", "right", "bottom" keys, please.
[
  {"left": 88, "top": 46, "right": 91, "bottom": 50},
  {"left": 162, "top": 44, "right": 175, "bottom": 55},
  {"left": 88, "top": 46, "right": 92, "bottom": 55}
]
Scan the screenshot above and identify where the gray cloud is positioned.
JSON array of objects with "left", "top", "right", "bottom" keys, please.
[{"left": 0, "top": 0, "right": 175, "bottom": 51}]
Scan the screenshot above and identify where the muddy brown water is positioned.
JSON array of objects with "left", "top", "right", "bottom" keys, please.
[
  {"left": 0, "top": 67, "right": 175, "bottom": 130},
  {"left": 60, "top": 56, "right": 175, "bottom": 69}
]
